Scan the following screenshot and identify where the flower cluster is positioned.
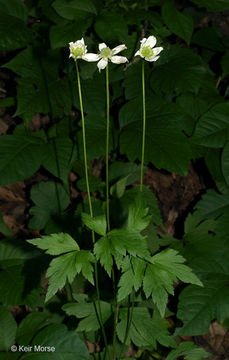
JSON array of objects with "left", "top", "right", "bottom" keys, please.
[{"left": 69, "top": 35, "right": 163, "bottom": 70}]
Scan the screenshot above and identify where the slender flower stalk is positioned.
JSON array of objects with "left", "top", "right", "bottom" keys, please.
[
  {"left": 70, "top": 39, "right": 109, "bottom": 354},
  {"left": 135, "top": 35, "right": 163, "bottom": 192},
  {"left": 140, "top": 60, "right": 146, "bottom": 192},
  {"left": 105, "top": 64, "right": 110, "bottom": 231}
]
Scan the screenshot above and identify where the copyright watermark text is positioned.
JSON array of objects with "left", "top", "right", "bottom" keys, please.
[{"left": 11, "top": 345, "right": 55, "bottom": 353}]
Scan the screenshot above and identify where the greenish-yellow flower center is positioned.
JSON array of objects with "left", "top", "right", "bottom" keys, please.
[
  {"left": 72, "top": 46, "right": 84, "bottom": 57},
  {"left": 141, "top": 45, "right": 154, "bottom": 59},
  {"left": 101, "top": 47, "right": 111, "bottom": 58}
]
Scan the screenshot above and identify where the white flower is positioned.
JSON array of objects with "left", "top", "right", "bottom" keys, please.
[
  {"left": 83, "top": 43, "right": 128, "bottom": 71},
  {"left": 69, "top": 38, "right": 88, "bottom": 60},
  {"left": 135, "top": 35, "right": 163, "bottom": 62}
]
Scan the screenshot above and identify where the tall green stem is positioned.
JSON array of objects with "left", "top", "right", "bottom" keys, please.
[
  {"left": 105, "top": 64, "right": 118, "bottom": 359},
  {"left": 105, "top": 64, "right": 110, "bottom": 232},
  {"left": 140, "top": 60, "right": 146, "bottom": 192},
  {"left": 75, "top": 61, "right": 94, "bottom": 220},
  {"left": 75, "top": 60, "right": 109, "bottom": 352}
]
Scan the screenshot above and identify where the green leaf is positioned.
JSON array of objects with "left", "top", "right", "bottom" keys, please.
[
  {"left": 176, "top": 276, "right": 229, "bottom": 336},
  {"left": 77, "top": 175, "right": 105, "bottom": 193},
  {"left": 196, "top": 189, "right": 229, "bottom": 218},
  {"left": 17, "top": 313, "right": 55, "bottom": 346},
  {"left": 205, "top": 149, "right": 229, "bottom": 194},
  {"left": 27, "top": 233, "right": 79, "bottom": 256},
  {"left": 50, "top": 18, "right": 93, "bottom": 49},
  {"left": 0, "top": 306, "right": 17, "bottom": 351},
  {"left": 76, "top": 115, "right": 115, "bottom": 160},
  {"left": 192, "top": 103, "right": 229, "bottom": 147},
  {"left": 82, "top": 213, "right": 107, "bottom": 236},
  {"left": 5, "top": 47, "right": 72, "bottom": 120},
  {"left": 117, "top": 307, "right": 175, "bottom": 348},
  {"left": 74, "top": 76, "right": 106, "bottom": 117},
  {"left": 162, "top": 0, "right": 193, "bottom": 45},
  {"left": 118, "top": 257, "right": 146, "bottom": 301},
  {"left": 109, "top": 229, "right": 149, "bottom": 259},
  {"left": 94, "top": 236, "right": 114, "bottom": 276},
  {"left": 43, "top": 137, "right": 76, "bottom": 183},
  {"left": 29, "top": 181, "right": 70, "bottom": 230},
  {"left": 222, "top": 141, "right": 229, "bottom": 186},
  {"left": 109, "top": 162, "right": 142, "bottom": 185},
  {"left": 0, "top": 214, "right": 13, "bottom": 237},
  {"left": 94, "top": 228, "right": 149, "bottom": 276},
  {"left": 46, "top": 250, "right": 94, "bottom": 301},
  {"left": 0, "top": 135, "right": 45, "bottom": 186},
  {"left": 94, "top": 11, "right": 128, "bottom": 42},
  {"left": 143, "top": 249, "right": 202, "bottom": 317},
  {"left": 0, "top": 0, "right": 28, "bottom": 21},
  {"left": 166, "top": 341, "right": 210, "bottom": 360},
  {"left": 0, "top": 97, "right": 15, "bottom": 109},
  {"left": 121, "top": 185, "right": 162, "bottom": 228},
  {"left": 192, "top": 28, "right": 225, "bottom": 52},
  {"left": 127, "top": 193, "right": 151, "bottom": 232},
  {"left": 150, "top": 46, "right": 211, "bottom": 95},
  {"left": 0, "top": 239, "right": 40, "bottom": 267},
  {"left": 120, "top": 118, "right": 191, "bottom": 175},
  {"left": 221, "top": 50, "right": 229, "bottom": 79},
  {"left": 189, "top": 0, "right": 229, "bottom": 12},
  {"left": 0, "top": 265, "right": 43, "bottom": 308},
  {"left": 21, "top": 324, "right": 89, "bottom": 359},
  {"left": 52, "top": 0, "right": 97, "bottom": 20},
  {"left": 0, "top": 14, "right": 32, "bottom": 51},
  {"left": 63, "top": 300, "right": 112, "bottom": 332}
]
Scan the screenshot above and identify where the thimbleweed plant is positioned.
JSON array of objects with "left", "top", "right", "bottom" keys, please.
[
  {"left": 134, "top": 36, "right": 163, "bottom": 191},
  {"left": 27, "top": 36, "right": 203, "bottom": 360}
]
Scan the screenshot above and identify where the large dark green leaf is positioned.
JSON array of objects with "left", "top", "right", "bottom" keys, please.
[
  {"left": 0, "top": 239, "right": 40, "bottom": 268},
  {"left": 50, "top": 18, "right": 93, "bottom": 49},
  {"left": 0, "top": 135, "right": 45, "bottom": 186},
  {"left": 94, "top": 10, "right": 128, "bottom": 42},
  {"left": 0, "top": 265, "right": 43, "bottom": 308},
  {"left": 151, "top": 46, "right": 212, "bottom": 95},
  {"left": 162, "top": 0, "right": 193, "bottom": 45},
  {"left": 176, "top": 276, "right": 229, "bottom": 335},
  {"left": 21, "top": 324, "right": 89, "bottom": 359},
  {"left": 0, "top": 14, "right": 31, "bottom": 51},
  {"left": 17, "top": 312, "right": 56, "bottom": 345},
  {"left": 52, "top": 0, "right": 96, "bottom": 20},
  {"left": 5, "top": 47, "right": 72, "bottom": 120},
  {"left": 0, "top": 306, "right": 17, "bottom": 351},
  {"left": 0, "top": 0, "right": 28, "bottom": 21},
  {"left": 43, "top": 137, "right": 76, "bottom": 183},
  {"left": 29, "top": 181, "right": 70, "bottom": 230},
  {"left": 189, "top": 0, "right": 229, "bottom": 12},
  {"left": 192, "top": 103, "right": 229, "bottom": 147},
  {"left": 120, "top": 118, "right": 191, "bottom": 175},
  {"left": 222, "top": 141, "right": 229, "bottom": 186},
  {"left": 76, "top": 115, "right": 115, "bottom": 160}
]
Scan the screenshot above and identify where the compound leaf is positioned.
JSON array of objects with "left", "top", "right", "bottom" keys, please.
[{"left": 27, "top": 233, "right": 79, "bottom": 256}]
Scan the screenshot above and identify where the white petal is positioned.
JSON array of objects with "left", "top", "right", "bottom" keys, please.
[
  {"left": 153, "top": 47, "right": 163, "bottom": 56},
  {"left": 147, "top": 55, "right": 160, "bottom": 62},
  {"left": 145, "top": 35, "right": 157, "bottom": 48},
  {"left": 69, "top": 42, "right": 74, "bottom": 47},
  {"left": 110, "top": 56, "right": 128, "bottom": 64},
  {"left": 99, "top": 43, "right": 107, "bottom": 51},
  {"left": 140, "top": 37, "right": 147, "bottom": 45},
  {"left": 97, "top": 58, "right": 108, "bottom": 71},
  {"left": 134, "top": 50, "right": 140, "bottom": 57},
  {"left": 80, "top": 37, "right": 85, "bottom": 45},
  {"left": 82, "top": 53, "right": 100, "bottom": 62},
  {"left": 112, "top": 44, "right": 127, "bottom": 55}
]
